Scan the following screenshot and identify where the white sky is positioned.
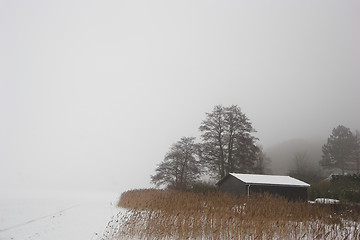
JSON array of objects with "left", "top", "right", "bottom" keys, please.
[{"left": 1, "top": 0, "right": 359, "bottom": 191}]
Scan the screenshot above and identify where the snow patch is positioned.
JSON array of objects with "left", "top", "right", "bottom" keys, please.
[{"left": 0, "top": 189, "right": 121, "bottom": 240}]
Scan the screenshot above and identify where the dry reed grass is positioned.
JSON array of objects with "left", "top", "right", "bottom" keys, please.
[{"left": 101, "top": 189, "right": 360, "bottom": 240}]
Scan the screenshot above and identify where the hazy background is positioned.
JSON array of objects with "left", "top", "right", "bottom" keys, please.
[{"left": 1, "top": 0, "right": 359, "bottom": 192}]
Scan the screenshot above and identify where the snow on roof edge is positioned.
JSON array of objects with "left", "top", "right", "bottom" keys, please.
[{"left": 227, "top": 173, "right": 310, "bottom": 187}]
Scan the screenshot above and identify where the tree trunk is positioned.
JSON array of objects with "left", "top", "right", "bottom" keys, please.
[
  {"left": 228, "top": 134, "right": 234, "bottom": 174},
  {"left": 218, "top": 130, "right": 225, "bottom": 178}
]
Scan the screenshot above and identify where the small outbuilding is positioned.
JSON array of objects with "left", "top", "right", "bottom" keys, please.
[{"left": 216, "top": 173, "right": 310, "bottom": 201}]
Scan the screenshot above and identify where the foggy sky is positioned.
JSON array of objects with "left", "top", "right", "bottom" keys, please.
[{"left": 1, "top": 0, "right": 359, "bottom": 192}]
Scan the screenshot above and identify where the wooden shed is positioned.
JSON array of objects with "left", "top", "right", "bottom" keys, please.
[{"left": 216, "top": 173, "right": 310, "bottom": 201}]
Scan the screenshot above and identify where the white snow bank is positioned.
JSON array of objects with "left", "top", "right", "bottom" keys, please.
[{"left": 314, "top": 198, "right": 340, "bottom": 204}]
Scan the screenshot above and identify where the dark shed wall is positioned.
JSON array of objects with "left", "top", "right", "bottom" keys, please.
[
  {"left": 218, "top": 175, "right": 247, "bottom": 197},
  {"left": 250, "top": 185, "right": 308, "bottom": 201}
]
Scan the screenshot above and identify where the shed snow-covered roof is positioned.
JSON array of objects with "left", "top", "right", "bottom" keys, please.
[{"left": 219, "top": 173, "right": 310, "bottom": 187}]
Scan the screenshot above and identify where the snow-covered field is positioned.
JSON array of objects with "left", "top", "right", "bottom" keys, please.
[{"left": 0, "top": 189, "right": 122, "bottom": 240}]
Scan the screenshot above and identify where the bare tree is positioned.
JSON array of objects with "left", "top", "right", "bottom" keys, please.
[
  {"left": 199, "top": 105, "right": 259, "bottom": 179},
  {"left": 151, "top": 137, "right": 200, "bottom": 190},
  {"left": 354, "top": 130, "right": 360, "bottom": 174},
  {"left": 254, "top": 145, "right": 271, "bottom": 174},
  {"left": 289, "top": 152, "right": 322, "bottom": 183}
]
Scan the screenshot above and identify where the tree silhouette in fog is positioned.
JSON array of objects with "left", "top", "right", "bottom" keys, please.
[
  {"left": 199, "top": 105, "right": 262, "bottom": 179},
  {"left": 320, "top": 125, "right": 360, "bottom": 175},
  {"left": 288, "top": 152, "right": 323, "bottom": 183},
  {"left": 151, "top": 137, "right": 201, "bottom": 190},
  {"left": 151, "top": 105, "right": 269, "bottom": 189}
]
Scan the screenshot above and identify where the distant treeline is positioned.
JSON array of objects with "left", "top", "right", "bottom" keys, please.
[{"left": 331, "top": 174, "right": 360, "bottom": 183}]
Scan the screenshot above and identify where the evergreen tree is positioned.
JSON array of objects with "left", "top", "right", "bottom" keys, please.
[{"left": 320, "top": 125, "right": 359, "bottom": 174}]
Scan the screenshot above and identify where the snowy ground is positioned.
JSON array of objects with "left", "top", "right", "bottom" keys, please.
[{"left": 0, "top": 189, "right": 121, "bottom": 240}]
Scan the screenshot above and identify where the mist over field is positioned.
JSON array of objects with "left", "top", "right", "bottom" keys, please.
[
  {"left": 265, "top": 138, "right": 324, "bottom": 175},
  {"left": 1, "top": 1, "right": 359, "bottom": 239},
  {"left": 0, "top": 0, "right": 359, "bottom": 193}
]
